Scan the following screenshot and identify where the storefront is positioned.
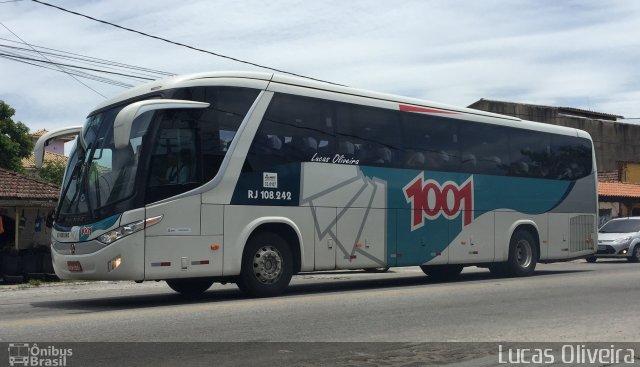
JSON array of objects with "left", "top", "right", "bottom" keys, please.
[
  {"left": 597, "top": 181, "right": 640, "bottom": 226},
  {"left": 0, "top": 168, "right": 59, "bottom": 282}
]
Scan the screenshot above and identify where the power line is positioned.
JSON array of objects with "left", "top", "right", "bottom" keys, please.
[
  {"left": 0, "top": 54, "right": 134, "bottom": 88},
  {"left": 0, "top": 52, "right": 158, "bottom": 81},
  {"left": 30, "top": 0, "right": 344, "bottom": 86},
  {"left": 0, "top": 21, "right": 107, "bottom": 98},
  {"left": 0, "top": 37, "right": 174, "bottom": 77}
]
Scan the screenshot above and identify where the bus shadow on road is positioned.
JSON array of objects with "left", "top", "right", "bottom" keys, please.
[{"left": 29, "top": 268, "right": 588, "bottom": 312}]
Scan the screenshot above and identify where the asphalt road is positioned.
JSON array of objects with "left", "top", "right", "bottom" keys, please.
[{"left": 1, "top": 260, "right": 639, "bottom": 365}]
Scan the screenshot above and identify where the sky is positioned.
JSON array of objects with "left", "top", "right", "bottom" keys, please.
[{"left": 2, "top": 0, "right": 640, "bottom": 136}]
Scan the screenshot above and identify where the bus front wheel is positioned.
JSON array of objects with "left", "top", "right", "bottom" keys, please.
[
  {"left": 503, "top": 229, "right": 538, "bottom": 277},
  {"left": 166, "top": 278, "right": 214, "bottom": 297},
  {"left": 237, "top": 232, "right": 294, "bottom": 297}
]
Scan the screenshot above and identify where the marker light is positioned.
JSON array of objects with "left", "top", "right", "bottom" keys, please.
[
  {"left": 108, "top": 256, "right": 122, "bottom": 272},
  {"left": 97, "top": 215, "right": 163, "bottom": 245}
]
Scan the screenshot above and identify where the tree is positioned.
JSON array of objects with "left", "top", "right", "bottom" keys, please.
[
  {"left": 39, "top": 160, "right": 66, "bottom": 185},
  {"left": 0, "top": 101, "right": 33, "bottom": 172}
]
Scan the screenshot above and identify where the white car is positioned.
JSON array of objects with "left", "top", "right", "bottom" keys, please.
[{"left": 588, "top": 217, "right": 640, "bottom": 263}]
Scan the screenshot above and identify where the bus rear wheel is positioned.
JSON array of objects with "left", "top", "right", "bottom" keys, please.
[
  {"left": 503, "top": 229, "right": 538, "bottom": 277},
  {"left": 236, "top": 232, "right": 294, "bottom": 297},
  {"left": 166, "top": 278, "right": 214, "bottom": 297},
  {"left": 420, "top": 264, "right": 464, "bottom": 280}
]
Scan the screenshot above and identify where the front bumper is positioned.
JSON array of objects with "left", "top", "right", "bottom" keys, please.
[
  {"left": 595, "top": 243, "right": 631, "bottom": 258},
  {"left": 50, "top": 231, "right": 144, "bottom": 280}
]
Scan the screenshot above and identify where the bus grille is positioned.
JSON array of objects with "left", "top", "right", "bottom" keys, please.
[{"left": 570, "top": 215, "right": 595, "bottom": 253}]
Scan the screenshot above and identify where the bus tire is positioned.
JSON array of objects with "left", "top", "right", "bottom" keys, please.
[
  {"left": 236, "top": 232, "right": 294, "bottom": 297},
  {"left": 166, "top": 278, "right": 214, "bottom": 297},
  {"left": 504, "top": 229, "right": 538, "bottom": 277},
  {"left": 420, "top": 264, "right": 464, "bottom": 280},
  {"left": 585, "top": 256, "right": 598, "bottom": 263}
]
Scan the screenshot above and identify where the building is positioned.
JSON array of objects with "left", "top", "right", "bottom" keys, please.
[
  {"left": 29, "top": 128, "right": 74, "bottom": 156},
  {"left": 468, "top": 99, "right": 640, "bottom": 222},
  {"left": 0, "top": 168, "right": 59, "bottom": 250},
  {"left": 0, "top": 168, "right": 59, "bottom": 282},
  {"left": 22, "top": 129, "right": 69, "bottom": 175}
]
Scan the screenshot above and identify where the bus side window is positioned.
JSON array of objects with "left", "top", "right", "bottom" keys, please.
[
  {"left": 459, "top": 122, "right": 509, "bottom": 176},
  {"left": 337, "top": 104, "right": 401, "bottom": 167},
  {"left": 248, "top": 93, "right": 336, "bottom": 169},
  {"left": 401, "top": 113, "right": 460, "bottom": 171},
  {"left": 551, "top": 135, "right": 592, "bottom": 180},
  {"left": 509, "top": 130, "right": 551, "bottom": 178}
]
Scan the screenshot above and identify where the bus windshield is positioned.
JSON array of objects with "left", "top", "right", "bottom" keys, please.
[
  {"left": 56, "top": 106, "right": 151, "bottom": 226},
  {"left": 55, "top": 86, "right": 261, "bottom": 227}
]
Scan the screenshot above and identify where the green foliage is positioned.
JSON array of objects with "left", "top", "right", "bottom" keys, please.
[
  {"left": 0, "top": 100, "right": 33, "bottom": 172},
  {"left": 39, "top": 160, "right": 66, "bottom": 185}
]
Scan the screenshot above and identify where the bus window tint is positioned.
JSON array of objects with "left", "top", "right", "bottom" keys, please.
[
  {"left": 337, "top": 104, "right": 401, "bottom": 167},
  {"left": 171, "top": 86, "right": 261, "bottom": 181},
  {"left": 459, "top": 122, "right": 509, "bottom": 175},
  {"left": 401, "top": 113, "right": 460, "bottom": 171},
  {"left": 551, "top": 135, "right": 592, "bottom": 180},
  {"left": 509, "top": 130, "right": 552, "bottom": 178},
  {"left": 247, "top": 94, "right": 335, "bottom": 170}
]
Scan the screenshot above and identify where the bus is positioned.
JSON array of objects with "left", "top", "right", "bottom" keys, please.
[{"left": 35, "top": 71, "right": 597, "bottom": 297}]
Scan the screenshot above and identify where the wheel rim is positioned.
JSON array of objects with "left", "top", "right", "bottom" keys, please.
[
  {"left": 253, "top": 246, "right": 283, "bottom": 284},
  {"left": 635, "top": 247, "right": 640, "bottom": 259},
  {"left": 515, "top": 239, "right": 533, "bottom": 268}
]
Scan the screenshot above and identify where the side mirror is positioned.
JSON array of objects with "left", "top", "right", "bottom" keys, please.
[
  {"left": 113, "top": 99, "right": 210, "bottom": 150},
  {"left": 33, "top": 126, "right": 82, "bottom": 169}
]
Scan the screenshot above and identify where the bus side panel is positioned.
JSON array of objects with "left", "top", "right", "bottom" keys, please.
[
  {"left": 335, "top": 178, "right": 387, "bottom": 269},
  {"left": 548, "top": 213, "right": 569, "bottom": 259},
  {"left": 448, "top": 211, "right": 495, "bottom": 264},
  {"left": 299, "top": 163, "right": 389, "bottom": 270},
  {"left": 144, "top": 195, "right": 225, "bottom": 280},
  {"left": 312, "top": 206, "right": 337, "bottom": 270}
]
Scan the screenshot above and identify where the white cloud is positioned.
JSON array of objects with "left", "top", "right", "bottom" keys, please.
[{"left": 1, "top": 0, "right": 640, "bottom": 132}]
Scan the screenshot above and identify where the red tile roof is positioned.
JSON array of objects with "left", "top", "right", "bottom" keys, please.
[
  {"left": 0, "top": 168, "right": 60, "bottom": 200},
  {"left": 21, "top": 151, "right": 68, "bottom": 169},
  {"left": 598, "top": 181, "right": 640, "bottom": 198}
]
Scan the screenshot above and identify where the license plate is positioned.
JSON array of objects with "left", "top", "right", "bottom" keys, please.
[
  {"left": 67, "top": 261, "right": 83, "bottom": 272},
  {"left": 597, "top": 245, "right": 607, "bottom": 251}
]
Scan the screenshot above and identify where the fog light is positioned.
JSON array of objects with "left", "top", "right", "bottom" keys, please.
[
  {"left": 108, "top": 256, "right": 122, "bottom": 272},
  {"left": 620, "top": 248, "right": 628, "bottom": 255}
]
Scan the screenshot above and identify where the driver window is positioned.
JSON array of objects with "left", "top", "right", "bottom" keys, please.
[
  {"left": 145, "top": 114, "right": 199, "bottom": 203},
  {"left": 149, "top": 128, "right": 197, "bottom": 186}
]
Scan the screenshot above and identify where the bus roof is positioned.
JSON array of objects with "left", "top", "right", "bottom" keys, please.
[
  {"left": 90, "top": 71, "right": 513, "bottom": 120},
  {"left": 89, "top": 71, "right": 587, "bottom": 139}
]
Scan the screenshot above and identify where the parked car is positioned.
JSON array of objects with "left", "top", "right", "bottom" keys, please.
[{"left": 587, "top": 217, "right": 640, "bottom": 263}]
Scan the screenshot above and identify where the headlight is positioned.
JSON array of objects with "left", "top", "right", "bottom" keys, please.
[
  {"left": 616, "top": 236, "right": 633, "bottom": 244},
  {"left": 97, "top": 215, "right": 162, "bottom": 245},
  {"left": 97, "top": 220, "right": 145, "bottom": 244}
]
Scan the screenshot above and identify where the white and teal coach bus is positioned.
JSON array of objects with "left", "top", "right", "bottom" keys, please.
[{"left": 35, "top": 71, "right": 597, "bottom": 297}]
